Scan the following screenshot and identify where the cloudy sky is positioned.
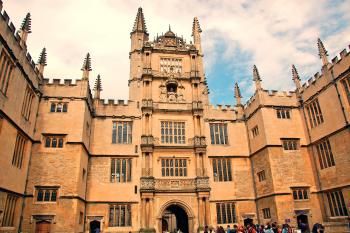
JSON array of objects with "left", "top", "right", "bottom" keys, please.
[{"left": 4, "top": 0, "right": 350, "bottom": 105}]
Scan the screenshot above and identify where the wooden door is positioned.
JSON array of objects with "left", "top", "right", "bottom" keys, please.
[{"left": 35, "top": 221, "right": 51, "bottom": 233}]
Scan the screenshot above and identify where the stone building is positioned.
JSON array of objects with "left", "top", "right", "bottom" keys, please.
[{"left": 0, "top": 3, "right": 349, "bottom": 233}]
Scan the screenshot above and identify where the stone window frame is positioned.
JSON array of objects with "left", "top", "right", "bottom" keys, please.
[
  {"left": 49, "top": 102, "right": 68, "bottom": 113},
  {"left": 257, "top": 170, "right": 266, "bottom": 182},
  {"left": 161, "top": 158, "right": 187, "bottom": 177},
  {"left": 209, "top": 123, "right": 229, "bottom": 145},
  {"left": 0, "top": 48, "right": 15, "bottom": 96},
  {"left": 110, "top": 158, "right": 132, "bottom": 183},
  {"left": 326, "top": 189, "right": 348, "bottom": 217},
  {"left": 340, "top": 76, "right": 350, "bottom": 106},
  {"left": 275, "top": 108, "right": 291, "bottom": 119},
  {"left": 160, "top": 121, "right": 186, "bottom": 144},
  {"left": 216, "top": 202, "right": 237, "bottom": 224},
  {"left": 291, "top": 187, "right": 309, "bottom": 201},
  {"left": 108, "top": 203, "right": 132, "bottom": 227},
  {"left": 315, "top": 138, "right": 335, "bottom": 169},
  {"left": 43, "top": 135, "right": 65, "bottom": 148},
  {"left": 21, "top": 85, "right": 35, "bottom": 121},
  {"left": 262, "top": 208, "right": 271, "bottom": 219},
  {"left": 12, "top": 132, "right": 27, "bottom": 169},
  {"left": 212, "top": 158, "right": 232, "bottom": 182},
  {"left": 34, "top": 186, "right": 59, "bottom": 203},
  {"left": 1, "top": 194, "right": 18, "bottom": 227},
  {"left": 112, "top": 121, "right": 133, "bottom": 144},
  {"left": 305, "top": 98, "right": 324, "bottom": 128},
  {"left": 160, "top": 57, "right": 182, "bottom": 73},
  {"left": 281, "top": 138, "right": 300, "bottom": 151},
  {"left": 251, "top": 125, "right": 259, "bottom": 138}
]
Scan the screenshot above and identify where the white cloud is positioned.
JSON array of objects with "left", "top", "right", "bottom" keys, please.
[{"left": 4, "top": 0, "right": 350, "bottom": 103}]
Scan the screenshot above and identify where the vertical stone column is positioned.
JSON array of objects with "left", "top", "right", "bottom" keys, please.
[
  {"left": 193, "top": 115, "right": 198, "bottom": 136},
  {"left": 141, "top": 198, "right": 146, "bottom": 228},
  {"left": 145, "top": 199, "right": 150, "bottom": 228},
  {"left": 149, "top": 114, "right": 153, "bottom": 135},
  {"left": 149, "top": 152, "right": 153, "bottom": 176},
  {"left": 205, "top": 197, "right": 211, "bottom": 226},
  {"left": 149, "top": 198, "right": 154, "bottom": 228},
  {"left": 198, "top": 197, "right": 204, "bottom": 228},
  {"left": 199, "top": 116, "right": 204, "bottom": 136}
]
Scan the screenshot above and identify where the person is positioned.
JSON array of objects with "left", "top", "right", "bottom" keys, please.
[
  {"left": 204, "top": 225, "right": 209, "bottom": 233},
  {"left": 298, "top": 219, "right": 308, "bottom": 233},
  {"left": 247, "top": 223, "right": 257, "bottom": 233},
  {"left": 227, "top": 225, "right": 231, "bottom": 233},
  {"left": 232, "top": 225, "right": 238, "bottom": 233},
  {"left": 348, "top": 217, "right": 350, "bottom": 231},
  {"left": 264, "top": 224, "right": 273, "bottom": 233}
]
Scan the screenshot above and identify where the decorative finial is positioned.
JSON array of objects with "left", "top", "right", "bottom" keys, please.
[
  {"left": 234, "top": 82, "right": 242, "bottom": 105},
  {"left": 253, "top": 65, "right": 262, "bottom": 90},
  {"left": 169, "top": 24, "right": 171, "bottom": 31},
  {"left": 93, "top": 74, "right": 102, "bottom": 99},
  {"left": 37, "top": 48, "right": 47, "bottom": 66},
  {"left": 192, "top": 17, "right": 202, "bottom": 36},
  {"left": 81, "top": 53, "right": 92, "bottom": 71},
  {"left": 36, "top": 47, "right": 47, "bottom": 76},
  {"left": 20, "top": 12, "right": 32, "bottom": 33},
  {"left": 81, "top": 53, "right": 92, "bottom": 80},
  {"left": 317, "top": 38, "right": 329, "bottom": 66},
  {"left": 131, "top": 7, "right": 148, "bottom": 35},
  {"left": 19, "top": 12, "right": 32, "bottom": 46},
  {"left": 292, "top": 65, "right": 302, "bottom": 89}
]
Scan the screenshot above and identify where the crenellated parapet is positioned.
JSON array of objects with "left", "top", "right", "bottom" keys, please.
[
  {"left": 94, "top": 98, "right": 141, "bottom": 117},
  {"left": 0, "top": 9, "right": 42, "bottom": 89},
  {"left": 205, "top": 104, "right": 243, "bottom": 121},
  {"left": 244, "top": 89, "right": 298, "bottom": 118},
  {"left": 299, "top": 45, "right": 350, "bottom": 101}
]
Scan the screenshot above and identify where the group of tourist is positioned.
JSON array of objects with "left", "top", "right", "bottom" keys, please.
[{"left": 203, "top": 221, "right": 325, "bottom": 233}]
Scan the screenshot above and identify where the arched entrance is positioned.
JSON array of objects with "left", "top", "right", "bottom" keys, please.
[
  {"left": 35, "top": 220, "right": 51, "bottom": 233},
  {"left": 90, "top": 220, "right": 101, "bottom": 233},
  {"left": 162, "top": 205, "right": 188, "bottom": 233},
  {"left": 158, "top": 200, "right": 194, "bottom": 233}
]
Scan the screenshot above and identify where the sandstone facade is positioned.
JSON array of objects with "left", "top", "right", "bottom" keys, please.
[{"left": 0, "top": 3, "right": 349, "bottom": 233}]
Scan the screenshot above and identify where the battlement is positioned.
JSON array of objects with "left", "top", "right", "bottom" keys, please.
[
  {"left": 0, "top": 8, "right": 41, "bottom": 79},
  {"left": 209, "top": 104, "right": 234, "bottom": 111},
  {"left": 94, "top": 98, "right": 140, "bottom": 117},
  {"left": 300, "top": 45, "right": 350, "bottom": 95},
  {"left": 97, "top": 99, "right": 131, "bottom": 106},
  {"left": 43, "top": 78, "right": 85, "bottom": 86}
]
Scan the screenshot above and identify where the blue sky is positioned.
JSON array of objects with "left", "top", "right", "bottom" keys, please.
[{"left": 4, "top": 0, "right": 350, "bottom": 105}]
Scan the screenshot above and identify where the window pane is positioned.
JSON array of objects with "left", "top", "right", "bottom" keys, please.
[
  {"left": 37, "top": 190, "right": 43, "bottom": 201},
  {"left": 45, "top": 137, "right": 51, "bottom": 147},
  {"left": 58, "top": 138, "right": 63, "bottom": 148},
  {"left": 51, "top": 190, "right": 57, "bottom": 201},
  {"left": 52, "top": 138, "right": 57, "bottom": 147},
  {"left": 50, "top": 103, "right": 56, "bottom": 112},
  {"left": 44, "top": 190, "right": 50, "bottom": 201}
]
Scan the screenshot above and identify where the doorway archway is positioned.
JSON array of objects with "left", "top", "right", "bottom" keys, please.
[
  {"left": 90, "top": 220, "right": 100, "bottom": 233},
  {"left": 158, "top": 200, "right": 194, "bottom": 233},
  {"left": 162, "top": 205, "right": 188, "bottom": 233}
]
